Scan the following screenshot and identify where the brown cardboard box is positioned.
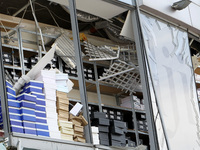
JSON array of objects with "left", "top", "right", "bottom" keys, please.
[
  {"left": 57, "top": 97, "right": 69, "bottom": 105},
  {"left": 74, "top": 131, "right": 84, "bottom": 137},
  {"left": 56, "top": 91, "right": 68, "bottom": 99},
  {"left": 74, "top": 137, "right": 86, "bottom": 143},
  {"left": 80, "top": 115, "right": 88, "bottom": 126},
  {"left": 58, "top": 116, "right": 69, "bottom": 121},
  {"left": 74, "top": 125, "right": 84, "bottom": 132},
  {"left": 57, "top": 103, "right": 69, "bottom": 111},
  {"left": 61, "top": 133, "right": 73, "bottom": 141},
  {"left": 71, "top": 119, "right": 82, "bottom": 126},
  {"left": 58, "top": 120, "right": 73, "bottom": 128},
  {"left": 59, "top": 127, "right": 74, "bottom": 135},
  {"left": 57, "top": 109, "right": 69, "bottom": 117}
]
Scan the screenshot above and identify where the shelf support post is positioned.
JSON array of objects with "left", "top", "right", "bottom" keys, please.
[
  {"left": 68, "top": 0, "right": 92, "bottom": 143},
  {"left": 0, "top": 31, "right": 11, "bottom": 147},
  {"left": 131, "top": 0, "right": 159, "bottom": 149}
]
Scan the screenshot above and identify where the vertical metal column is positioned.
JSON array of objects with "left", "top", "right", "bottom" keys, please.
[
  {"left": 131, "top": 0, "right": 159, "bottom": 149},
  {"left": 93, "top": 62, "right": 102, "bottom": 112},
  {"left": 17, "top": 28, "right": 25, "bottom": 75},
  {"left": 0, "top": 31, "right": 11, "bottom": 146},
  {"left": 68, "top": 0, "right": 92, "bottom": 143},
  {"left": 130, "top": 95, "right": 139, "bottom": 146}
]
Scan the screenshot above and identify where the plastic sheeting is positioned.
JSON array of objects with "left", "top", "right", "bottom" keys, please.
[{"left": 141, "top": 13, "right": 200, "bottom": 150}]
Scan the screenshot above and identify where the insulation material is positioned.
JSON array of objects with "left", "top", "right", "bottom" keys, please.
[
  {"left": 49, "top": 0, "right": 127, "bottom": 19},
  {"left": 141, "top": 13, "right": 200, "bottom": 150},
  {"left": 53, "top": 32, "right": 84, "bottom": 68},
  {"left": 84, "top": 41, "right": 120, "bottom": 61},
  {"left": 99, "top": 60, "right": 140, "bottom": 94}
]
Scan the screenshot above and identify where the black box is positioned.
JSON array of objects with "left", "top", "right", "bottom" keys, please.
[
  {"left": 91, "top": 112, "right": 106, "bottom": 119},
  {"left": 99, "top": 132, "right": 109, "bottom": 140},
  {"left": 111, "top": 120, "right": 127, "bottom": 129},
  {"left": 102, "top": 108, "right": 108, "bottom": 113},
  {"left": 111, "top": 140, "right": 122, "bottom": 147},
  {"left": 109, "top": 110, "right": 114, "bottom": 115},
  {"left": 109, "top": 114, "right": 115, "bottom": 120},
  {"left": 98, "top": 125, "right": 109, "bottom": 133},
  {"left": 111, "top": 126, "right": 124, "bottom": 135},
  {"left": 100, "top": 139, "right": 110, "bottom": 146},
  {"left": 111, "top": 134, "right": 126, "bottom": 143},
  {"left": 115, "top": 115, "right": 123, "bottom": 121},
  {"left": 92, "top": 118, "right": 110, "bottom": 126}
]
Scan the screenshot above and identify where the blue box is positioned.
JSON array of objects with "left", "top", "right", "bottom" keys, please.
[
  {"left": 9, "top": 107, "right": 20, "bottom": 114},
  {"left": 22, "top": 115, "right": 36, "bottom": 122},
  {"left": 20, "top": 108, "right": 35, "bottom": 115},
  {"left": 37, "top": 130, "right": 49, "bottom": 137},
  {"left": 7, "top": 93, "right": 16, "bottom": 100},
  {"left": 23, "top": 121, "right": 36, "bottom": 128},
  {"left": 24, "top": 128, "right": 37, "bottom": 135},
  {"left": 35, "top": 123, "right": 49, "bottom": 130},
  {"left": 8, "top": 100, "right": 20, "bottom": 108},
  {"left": 25, "top": 80, "right": 44, "bottom": 88},
  {"left": 10, "top": 120, "right": 23, "bottom": 126},
  {"left": 36, "top": 117, "right": 47, "bottom": 124},
  {"left": 36, "top": 99, "right": 46, "bottom": 106},
  {"left": 6, "top": 81, "right": 13, "bottom": 88},
  {"left": 35, "top": 105, "right": 46, "bottom": 112},
  {"left": 20, "top": 101, "right": 36, "bottom": 109},
  {"left": 0, "top": 123, "right": 3, "bottom": 129},
  {"left": 17, "top": 93, "right": 36, "bottom": 102},
  {"left": 31, "top": 92, "right": 45, "bottom": 99},
  {"left": 24, "top": 86, "right": 43, "bottom": 94},
  {"left": 35, "top": 111, "right": 46, "bottom": 118},
  {"left": 9, "top": 114, "right": 22, "bottom": 120},
  {"left": 6, "top": 87, "right": 16, "bottom": 95},
  {"left": 11, "top": 126, "right": 24, "bottom": 133}
]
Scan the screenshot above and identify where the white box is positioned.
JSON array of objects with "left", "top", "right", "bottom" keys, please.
[{"left": 91, "top": 126, "right": 99, "bottom": 133}]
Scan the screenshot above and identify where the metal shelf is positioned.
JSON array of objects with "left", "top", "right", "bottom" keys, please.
[{"left": 127, "top": 129, "right": 149, "bottom": 135}]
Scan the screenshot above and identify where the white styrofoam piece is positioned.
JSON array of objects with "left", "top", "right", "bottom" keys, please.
[
  {"left": 69, "top": 103, "right": 83, "bottom": 116},
  {"left": 49, "top": 131, "right": 61, "bottom": 139},
  {"left": 91, "top": 126, "right": 99, "bottom": 133}
]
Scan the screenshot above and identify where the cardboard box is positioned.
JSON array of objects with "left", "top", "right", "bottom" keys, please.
[
  {"left": 58, "top": 120, "right": 73, "bottom": 128},
  {"left": 74, "top": 125, "right": 84, "bottom": 132},
  {"left": 58, "top": 116, "right": 69, "bottom": 122},
  {"left": 91, "top": 112, "right": 106, "bottom": 119},
  {"left": 61, "top": 133, "right": 73, "bottom": 141},
  {"left": 74, "top": 136, "right": 86, "bottom": 143},
  {"left": 57, "top": 110, "right": 69, "bottom": 117},
  {"left": 74, "top": 131, "right": 84, "bottom": 137},
  {"left": 57, "top": 103, "right": 69, "bottom": 111},
  {"left": 57, "top": 97, "right": 69, "bottom": 105},
  {"left": 56, "top": 91, "right": 68, "bottom": 99},
  {"left": 71, "top": 119, "right": 82, "bottom": 126},
  {"left": 59, "top": 127, "right": 74, "bottom": 135}
]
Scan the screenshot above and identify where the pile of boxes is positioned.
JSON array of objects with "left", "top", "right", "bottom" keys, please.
[
  {"left": 4, "top": 80, "right": 50, "bottom": 136},
  {"left": 110, "top": 120, "right": 127, "bottom": 147},
  {"left": 91, "top": 126, "right": 99, "bottom": 145},
  {"left": 36, "top": 70, "right": 60, "bottom": 138},
  {"left": 3, "top": 52, "right": 12, "bottom": 65},
  {"left": 137, "top": 113, "right": 148, "bottom": 132},
  {"left": 69, "top": 114, "right": 86, "bottom": 143},
  {"left": 120, "top": 95, "right": 145, "bottom": 111},
  {"left": 91, "top": 112, "right": 110, "bottom": 146},
  {"left": 102, "top": 108, "right": 123, "bottom": 121}
]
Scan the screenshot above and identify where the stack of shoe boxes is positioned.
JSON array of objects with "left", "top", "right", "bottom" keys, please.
[
  {"left": 110, "top": 120, "right": 127, "bottom": 147},
  {"left": 20, "top": 80, "right": 49, "bottom": 136},
  {"left": 91, "top": 126, "right": 99, "bottom": 145},
  {"left": 69, "top": 114, "right": 86, "bottom": 143},
  {"left": 91, "top": 112, "right": 110, "bottom": 146},
  {"left": 24, "top": 58, "right": 29, "bottom": 70},
  {"left": 7, "top": 81, "right": 24, "bottom": 133},
  {"left": 137, "top": 113, "right": 148, "bottom": 132},
  {"left": 36, "top": 70, "right": 60, "bottom": 138},
  {"left": 3, "top": 52, "right": 12, "bottom": 65},
  {"left": 56, "top": 91, "right": 73, "bottom": 141},
  {"left": 102, "top": 108, "right": 123, "bottom": 121}
]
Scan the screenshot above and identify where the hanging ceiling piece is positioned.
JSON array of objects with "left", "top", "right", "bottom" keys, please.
[
  {"left": 48, "top": 0, "right": 128, "bottom": 20},
  {"left": 99, "top": 60, "right": 140, "bottom": 94},
  {"left": 61, "top": 6, "right": 99, "bottom": 22},
  {"left": 84, "top": 41, "right": 120, "bottom": 61},
  {"left": 54, "top": 32, "right": 84, "bottom": 68}
]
